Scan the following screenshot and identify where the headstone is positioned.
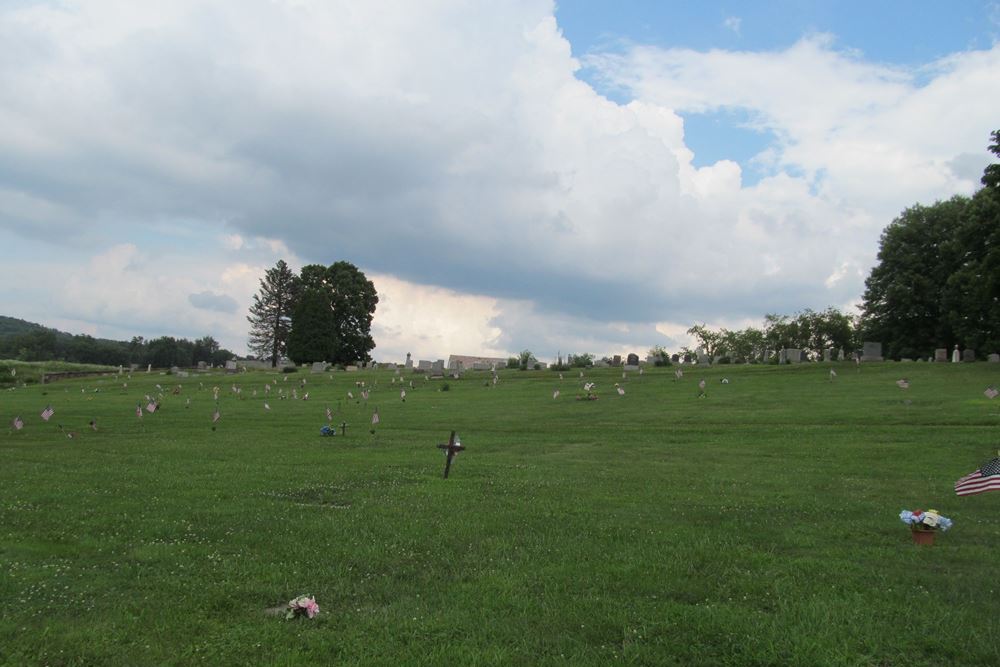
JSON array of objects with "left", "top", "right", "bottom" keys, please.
[
  {"left": 861, "top": 341, "right": 883, "bottom": 362},
  {"left": 626, "top": 353, "right": 639, "bottom": 366},
  {"left": 417, "top": 360, "right": 432, "bottom": 371},
  {"left": 225, "top": 360, "right": 237, "bottom": 373},
  {"left": 962, "top": 349, "right": 976, "bottom": 362},
  {"left": 311, "top": 362, "right": 326, "bottom": 374},
  {"left": 697, "top": 351, "right": 710, "bottom": 365},
  {"left": 170, "top": 366, "right": 180, "bottom": 375},
  {"left": 988, "top": 353, "right": 1000, "bottom": 363},
  {"left": 671, "top": 354, "right": 679, "bottom": 363},
  {"left": 431, "top": 360, "right": 445, "bottom": 375},
  {"left": 778, "top": 349, "right": 787, "bottom": 364},
  {"left": 785, "top": 348, "right": 802, "bottom": 364},
  {"left": 934, "top": 348, "right": 948, "bottom": 362},
  {"left": 823, "top": 349, "right": 832, "bottom": 362},
  {"left": 612, "top": 355, "right": 622, "bottom": 367},
  {"left": 901, "top": 358, "right": 913, "bottom": 362},
  {"left": 197, "top": 361, "right": 207, "bottom": 370},
  {"left": 346, "top": 365, "right": 358, "bottom": 372},
  {"left": 952, "top": 345, "right": 960, "bottom": 363}
]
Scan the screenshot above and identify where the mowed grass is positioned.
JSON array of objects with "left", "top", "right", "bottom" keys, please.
[{"left": 1, "top": 362, "right": 998, "bottom": 666}]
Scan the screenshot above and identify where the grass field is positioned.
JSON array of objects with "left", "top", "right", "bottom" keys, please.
[{"left": 1, "top": 361, "right": 998, "bottom": 666}]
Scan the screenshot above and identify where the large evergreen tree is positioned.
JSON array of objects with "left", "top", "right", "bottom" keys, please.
[
  {"left": 290, "top": 261, "right": 378, "bottom": 364},
  {"left": 247, "top": 259, "right": 300, "bottom": 367}
]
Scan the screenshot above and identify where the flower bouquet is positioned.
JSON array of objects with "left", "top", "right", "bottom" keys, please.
[
  {"left": 899, "top": 509, "right": 952, "bottom": 545},
  {"left": 286, "top": 595, "right": 320, "bottom": 620}
]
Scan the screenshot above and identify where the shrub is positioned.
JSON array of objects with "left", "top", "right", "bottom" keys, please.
[{"left": 282, "top": 366, "right": 298, "bottom": 373}]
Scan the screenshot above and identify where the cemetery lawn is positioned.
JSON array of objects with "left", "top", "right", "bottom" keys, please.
[{"left": 1, "top": 363, "right": 999, "bottom": 666}]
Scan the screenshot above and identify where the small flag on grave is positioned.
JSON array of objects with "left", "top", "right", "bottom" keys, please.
[
  {"left": 984, "top": 386, "right": 998, "bottom": 400},
  {"left": 361, "top": 389, "right": 369, "bottom": 400},
  {"left": 400, "top": 389, "right": 406, "bottom": 402},
  {"left": 212, "top": 408, "right": 221, "bottom": 423},
  {"left": 326, "top": 407, "right": 333, "bottom": 421},
  {"left": 698, "top": 379, "right": 706, "bottom": 398},
  {"left": 830, "top": 369, "right": 837, "bottom": 379},
  {"left": 40, "top": 406, "right": 54, "bottom": 421},
  {"left": 371, "top": 409, "right": 380, "bottom": 425},
  {"left": 616, "top": 385, "right": 625, "bottom": 396},
  {"left": 954, "top": 457, "right": 1000, "bottom": 496},
  {"left": 896, "top": 379, "right": 909, "bottom": 389},
  {"left": 553, "top": 389, "right": 560, "bottom": 399},
  {"left": 675, "top": 369, "right": 683, "bottom": 380},
  {"left": 136, "top": 404, "right": 143, "bottom": 418},
  {"left": 264, "top": 402, "right": 271, "bottom": 411},
  {"left": 12, "top": 416, "right": 23, "bottom": 430},
  {"left": 303, "top": 393, "right": 309, "bottom": 401},
  {"left": 348, "top": 391, "right": 354, "bottom": 399}
]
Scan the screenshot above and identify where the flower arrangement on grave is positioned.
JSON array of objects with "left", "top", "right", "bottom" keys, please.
[
  {"left": 286, "top": 595, "right": 320, "bottom": 619},
  {"left": 899, "top": 509, "right": 953, "bottom": 532}
]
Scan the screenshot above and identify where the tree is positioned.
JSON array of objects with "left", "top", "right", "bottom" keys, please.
[
  {"left": 247, "top": 260, "right": 300, "bottom": 367},
  {"left": 287, "top": 288, "right": 337, "bottom": 364},
  {"left": 686, "top": 324, "right": 722, "bottom": 357},
  {"left": 290, "top": 261, "right": 378, "bottom": 365}
]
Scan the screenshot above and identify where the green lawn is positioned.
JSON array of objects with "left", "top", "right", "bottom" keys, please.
[{"left": 1, "top": 362, "right": 998, "bottom": 666}]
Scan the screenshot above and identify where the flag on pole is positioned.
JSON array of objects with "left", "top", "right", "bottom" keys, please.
[
  {"left": 954, "top": 458, "right": 1000, "bottom": 496},
  {"left": 12, "top": 416, "right": 23, "bottom": 430},
  {"left": 40, "top": 406, "right": 54, "bottom": 421},
  {"left": 326, "top": 407, "right": 333, "bottom": 421},
  {"left": 302, "top": 393, "right": 309, "bottom": 401},
  {"left": 136, "top": 404, "right": 143, "bottom": 418},
  {"left": 348, "top": 391, "right": 354, "bottom": 399},
  {"left": 830, "top": 369, "right": 837, "bottom": 379},
  {"left": 212, "top": 409, "right": 221, "bottom": 423},
  {"left": 553, "top": 389, "right": 560, "bottom": 399},
  {"left": 675, "top": 369, "right": 683, "bottom": 380},
  {"left": 371, "top": 409, "right": 380, "bottom": 425},
  {"left": 264, "top": 402, "right": 271, "bottom": 411}
]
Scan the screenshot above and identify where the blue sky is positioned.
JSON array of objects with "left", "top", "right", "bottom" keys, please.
[
  {"left": 0, "top": 1, "right": 997, "bottom": 360},
  {"left": 559, "top": 1, "right": 1000, "bottom": 179}
]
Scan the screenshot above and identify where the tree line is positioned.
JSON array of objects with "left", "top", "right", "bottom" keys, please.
[
  {"left": 246, "top": 260, "right": 378, "bottom": 367},
  {"left": 0, "top": 322, "right": 235, "bottom": 368}
]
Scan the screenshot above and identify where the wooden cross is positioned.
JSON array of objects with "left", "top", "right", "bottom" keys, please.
[{"left": 436, "top": 430, "right": 464, "bottom": 479}]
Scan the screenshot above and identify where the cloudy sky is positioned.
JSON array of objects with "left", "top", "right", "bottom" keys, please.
[{"left": 1, "top": 1, "right": 997, "bottom": 362}]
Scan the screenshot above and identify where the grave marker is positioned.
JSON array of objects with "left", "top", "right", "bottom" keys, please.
[{"left": 436, "top": 431, "right": 464, "bottom": 479}]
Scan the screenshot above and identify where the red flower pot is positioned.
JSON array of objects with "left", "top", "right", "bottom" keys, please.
[{"left": 911, "top": 530, "right": 936, "bottom": 546}]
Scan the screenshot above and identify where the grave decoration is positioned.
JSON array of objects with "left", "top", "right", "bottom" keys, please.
[
  {"left": 954, "top": 456, "right": 1000, "bottom": 496},
  {"left": 285, "top": 595, "right": 319, "bottom": 620},
  {"left": 436, "top": 431, "right": 464, "bottom": 479},
  {"left": 899, "top": 509, "right": 952, "bottom": 545}
]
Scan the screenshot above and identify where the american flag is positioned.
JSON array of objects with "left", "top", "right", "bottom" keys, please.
[
  {"left": 400, "top": 389, "right": 406, "bottom": 401},
  {"left": 371, "top": 410, "right": 380, "bottom": 425},
  {"left": 675, "top": 369, "right": 683, "bottom": 379},
  {"left": 12, "top": 416, "right": 23, "bottom": 430},
  {"left": 326, "top": 407, "right": 333, "bottom": 421},
  {"left": 347, "top": 391, "right": 354, "bottom": 399},
  {"left": 212, "top": 409, "right": 221, "bottom": 423},
  {"left": 954, "top": 457, "right": 1000, "bottom": 496},
  {"left": 40, "top": 406, "right": 54, "bottom": 421},
  {"left": 302, "top": 392, "right": 309, "bottom": 401},
  {"left": 896, "top": 379, "right": 909, "bottom": 389},
  {"left": 985, "top": 387, "right": 998, "bottom": 400},
  {"left": 553, "top": 390, "right": 560, "bottom": 399},
  {"left": 264, "top": 402, "right": 271, "bottom": 411},
  {"left": 362, "top": 390, "right": 369, "bottom": 400},
  {"left": 136, "top": 405, "right": 143, "bottom": 418},
  {"left": 146, "top": 402, "right": 156, "bottom": 413},
  {"left": 616, "top": 386, "right": 625, "bottom": 396},
  {"left": 698, "top": 379, "right": 706, "bottom": 391},
  {"left": 830, "top": 369, "right": 837, "bottom": 379}
]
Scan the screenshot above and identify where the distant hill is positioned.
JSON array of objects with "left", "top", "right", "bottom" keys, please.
[{"left": 0, "top": 315, "right": 64, "bottom": 338}]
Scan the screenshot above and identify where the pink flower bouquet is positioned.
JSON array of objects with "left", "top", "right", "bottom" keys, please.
[{"left": 286, "top": 595, "right": 320, "bottom": 620}]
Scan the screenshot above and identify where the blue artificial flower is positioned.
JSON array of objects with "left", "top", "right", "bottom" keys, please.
[
  {"left": 937, "top": 516, "right": 953, "bottom": 531},
  {"left": 899, "top": 510, "right": 915, "bottom": 524}
]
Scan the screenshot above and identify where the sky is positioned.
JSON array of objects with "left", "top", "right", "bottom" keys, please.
[{"left": 0, "top": 1, "right": 997, "bottom": 363}]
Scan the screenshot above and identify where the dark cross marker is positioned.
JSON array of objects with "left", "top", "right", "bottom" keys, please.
[
  {"left": 436, "top": 430, "right": 464, "bottom": 479},
  {"left": 340, "top": 421, "right": 347, "bottom": 437}
]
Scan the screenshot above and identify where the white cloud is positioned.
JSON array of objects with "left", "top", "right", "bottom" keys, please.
[
  {"left": 0, "top": 2, "right": 996, "bottom": 359},
  {"left": 723, "top": 16, "right": 741, "bottom": 36}
]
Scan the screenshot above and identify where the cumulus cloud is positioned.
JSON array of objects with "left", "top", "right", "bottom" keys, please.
[{"left": 0, "top": 1, "right": 996, "bottom": 359}]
